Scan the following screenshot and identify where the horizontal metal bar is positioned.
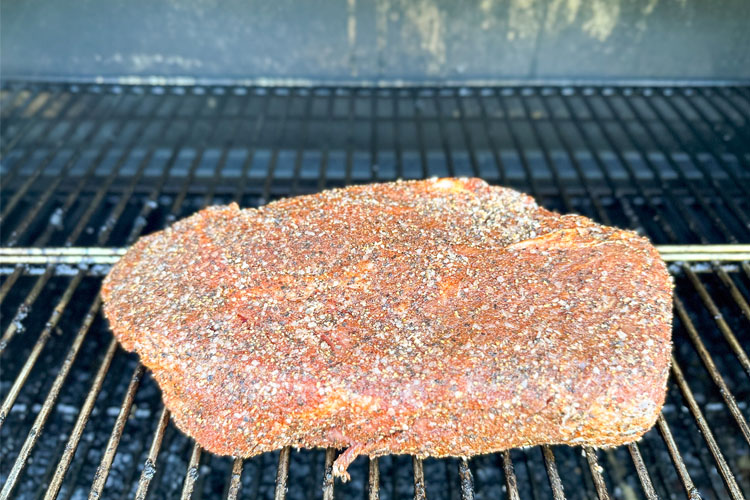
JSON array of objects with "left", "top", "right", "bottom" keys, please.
[
  {"left": 1, "top": 245, "right": 749, "bottom": 265},
  {"left": 0, "top": 256, "right": 123, "bottom": 265},
  {"left": 659, "top": 253, "right": 750, "bottom": 262}
]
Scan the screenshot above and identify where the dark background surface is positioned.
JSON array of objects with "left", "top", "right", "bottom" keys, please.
[{"left": 2, "top": 0, "right": 750, "bottom": 84}]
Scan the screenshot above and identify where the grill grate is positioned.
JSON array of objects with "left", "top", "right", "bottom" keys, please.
[{"left": 1, "top": 82, "right": 749, "bottom": 500}]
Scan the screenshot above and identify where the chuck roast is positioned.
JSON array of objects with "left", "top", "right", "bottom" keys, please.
[{"left": 101, "top": 178, "right": 672, "bottom": 479}]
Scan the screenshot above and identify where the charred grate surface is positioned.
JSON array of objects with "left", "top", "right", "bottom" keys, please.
[{"left": 1, "top": 82, "right": 749, "bottom": 500}]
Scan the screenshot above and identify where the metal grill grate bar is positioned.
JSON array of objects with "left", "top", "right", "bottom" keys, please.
[
  {"left": 540, "top": 446, "right": 565, "bottom": 500},
  {"left": 583, "top": 448, "right": 611, "bottom": 500},
  {"left": 225, "top": 457, "right": 244, "bottom": 500},
  {"left": 44, "top": 339, "right": 118, "bottom": 500},
  {"left": 0, "top": 297, "right": 101, "bottom": 499},
  {"left": 412, "top": 457, "right": 426, "bottom": 500},
  {"left": 500, "top": 451, "right": 520, "bottom": 500},
  {"left": 1, "top": 88, "right": 67, "bottom": 163},
  {"left": 368, "top": 457, "right": 379, "bottom": 500},
  {"left": 1, "top": 92, "right": 100, "bottom": 220},
  {"left": 669, "top": 358, "right": 745, "bottom": 499},
  {"left": 0, "top": 273, "right": 84, "bottom": 424},
  {"left": 673, "top": 297, "right": 750, "bottom": 443},
  {"left": 626, "top": 443, "right": 658, "bottom": 500},
  {"left": 88, "top": 363, "right": 145, "bottom": 498},
  {"left": 180, "top": 444, "right": 203, "bottom": 500},
  {"left": 133, "top": 407, "right": 171, "bottom": 500},
  {"left": 683, "top": 266, "right": 750, "bottom": 376},
  {"left": 274, "top": 447, "right": 291, "bottom": 500}
]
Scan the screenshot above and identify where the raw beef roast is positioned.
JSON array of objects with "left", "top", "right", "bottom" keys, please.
[{"left": 101, "top": 178, "right": 672, "bottom": 478}]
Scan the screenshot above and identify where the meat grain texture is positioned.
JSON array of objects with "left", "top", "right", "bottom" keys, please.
[{"left": 102, "top": 178, "right": 673, "bottom": 478}]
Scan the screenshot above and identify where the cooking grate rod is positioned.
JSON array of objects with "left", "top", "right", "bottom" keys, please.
[
  {"left": 700, "top": 88, "right": 750, "bottom": 152},
  {"left": 673, "top": 297, "right": 750, "bottom": 443},
  {"left": 89, "top": 88, "right": 237, "bottom": 499},
  {"left": 0, "top": 90, "right": 133, "bottom": 350},
  {"left": 2, "top": 84, "right": 749, "bottom": 499},
  {"left": 2, "top": 245, "right": 749, "bottom": 265},
  {"left": 1, "top": 86, "right": 213, "bottom": 498},
  {"left": 669, "top": 358, "right": 745, "bottom": 499},
  {"left": 682, "top": 267, "right": 750, "bottom": 377},
  {"left": 1, "top": 92, "right": 95, "bottom": 219},
  {"left": 0, "top": 88, "right": 70, "bottom": 163}
]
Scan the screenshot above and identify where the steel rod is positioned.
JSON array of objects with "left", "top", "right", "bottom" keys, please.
[
  {"left": 537, "top": 89, "right": 612, "bottom": 224},
  {"left": 44, "top": 338, "right": 118, "bottom": 500},
  {"left": 583, "top": 447, "right": 611, "bottom": 500},
  {"left": 412, "top": 457, "right": 426, "bottom": 500},
  {"left": 0, "top": 266, "right": 54, "bottom": 351},
  {"left": 3, "top": 245, "right": 747, "bottom": 265},
  {"left": 261, "top": 90, "right": 292, "bottom": 204},
  {"left": 670, "top": 358, "right": 744, "bottom": 499},
  {"left": 315, "top": 90, "right": 336, "bottom": 191},
  {"left": 656, "top": 416, "right": 702, "bottom": 499},
  {"left": 322, "top": 448, "right": 336, "bottom": 500},
  {"left": 180, "top": 443, "right": 203, "bottom": 500},
  {"left": 642, "top": 89, "right": 750, "bottom": 228},
  {"left": 430, "top": 90, "right": 458, "bottom": 177},
  {"left": 368, "top": 457, "right": 380, "bottom": 500},
  {"left": 289, "top": 89, "right": 315, "bottom": 196},
  {"left": 458, "top": 458, "right": 474, "bottom": 500},
  {"left": 1, "top": 92, "right": 111, "bottom": 225},
  {"left": 700, "top": 88, "right": 750, "bottom": 140},
  {"left": 87, "top": 364, "right": 146, "bottom": 499},
  {"left": 495, "top": 89, "right": 542, "bottom": 200},
  {"left": 500, "top": 451, "right": 520, "bottom": 500},
  {"left": 714, "top": 265, "right": 750, "bottom": 322},
  {"left": 225, "top": 458, "right": 245, "bottom": 500},
  {"left": 0, "top": 273, "right": 84, "bottom": 424},
  {"left": 231, "top": 89, "right": 272, "bottom": 204},
  {"left": 556, "top": 89, "right": 650, "bottom": 236},
  {"left": 0, "top": 88, "right": 66, "bottom": 163},
  {"left": 476, "top": 90, "right": 507, "bottom": 184},
  {"left": 134, "top": 407, "right": 171, "bottom": 500},
  {"left": 626, "top": 443, "right": 658, "bottom": 500},
  {"left": 613, "top": 88, "right": 737, "bottom": 243},
  {"left": 0, "top": 297, "right": 101, "bottom": 500},
  {"left": 541, "top": 446, "right": 566, "bottom": 500},
  {"left": 682, "top": 265, "right": 750, "bottom": 377},
  {"left": 517, "top": 89, "right": 576, "bottom": 214},
  {"left": 274, "top": 447, "right": 291, "bottom": 500},
  {"left": 674, "top": 296, "right": 750, "bottom": 442},
  {"left": 451, "top": 89, "right": 481, "bottom": 178}
]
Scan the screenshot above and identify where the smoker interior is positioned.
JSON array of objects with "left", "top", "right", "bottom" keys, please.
[{"left": 1, "top": 82, "right": 749, "bottom": 499}]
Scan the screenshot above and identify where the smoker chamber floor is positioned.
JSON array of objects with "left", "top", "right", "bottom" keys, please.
[{"left": 1, "top": 83, "right": 749, "bottom": 500}]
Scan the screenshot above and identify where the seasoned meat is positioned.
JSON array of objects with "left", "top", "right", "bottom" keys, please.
[{"left": 101, "top": 178, "right": 672, "bottom": 479}]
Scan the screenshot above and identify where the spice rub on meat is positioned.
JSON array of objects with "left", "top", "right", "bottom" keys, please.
[{"left": 101, "top": 178, "right": 673, "bottom": 479}]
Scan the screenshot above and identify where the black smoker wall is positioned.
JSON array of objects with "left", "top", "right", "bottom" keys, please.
[{"left": 1, "top": 0, "right": 749, "bottom": 83}]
